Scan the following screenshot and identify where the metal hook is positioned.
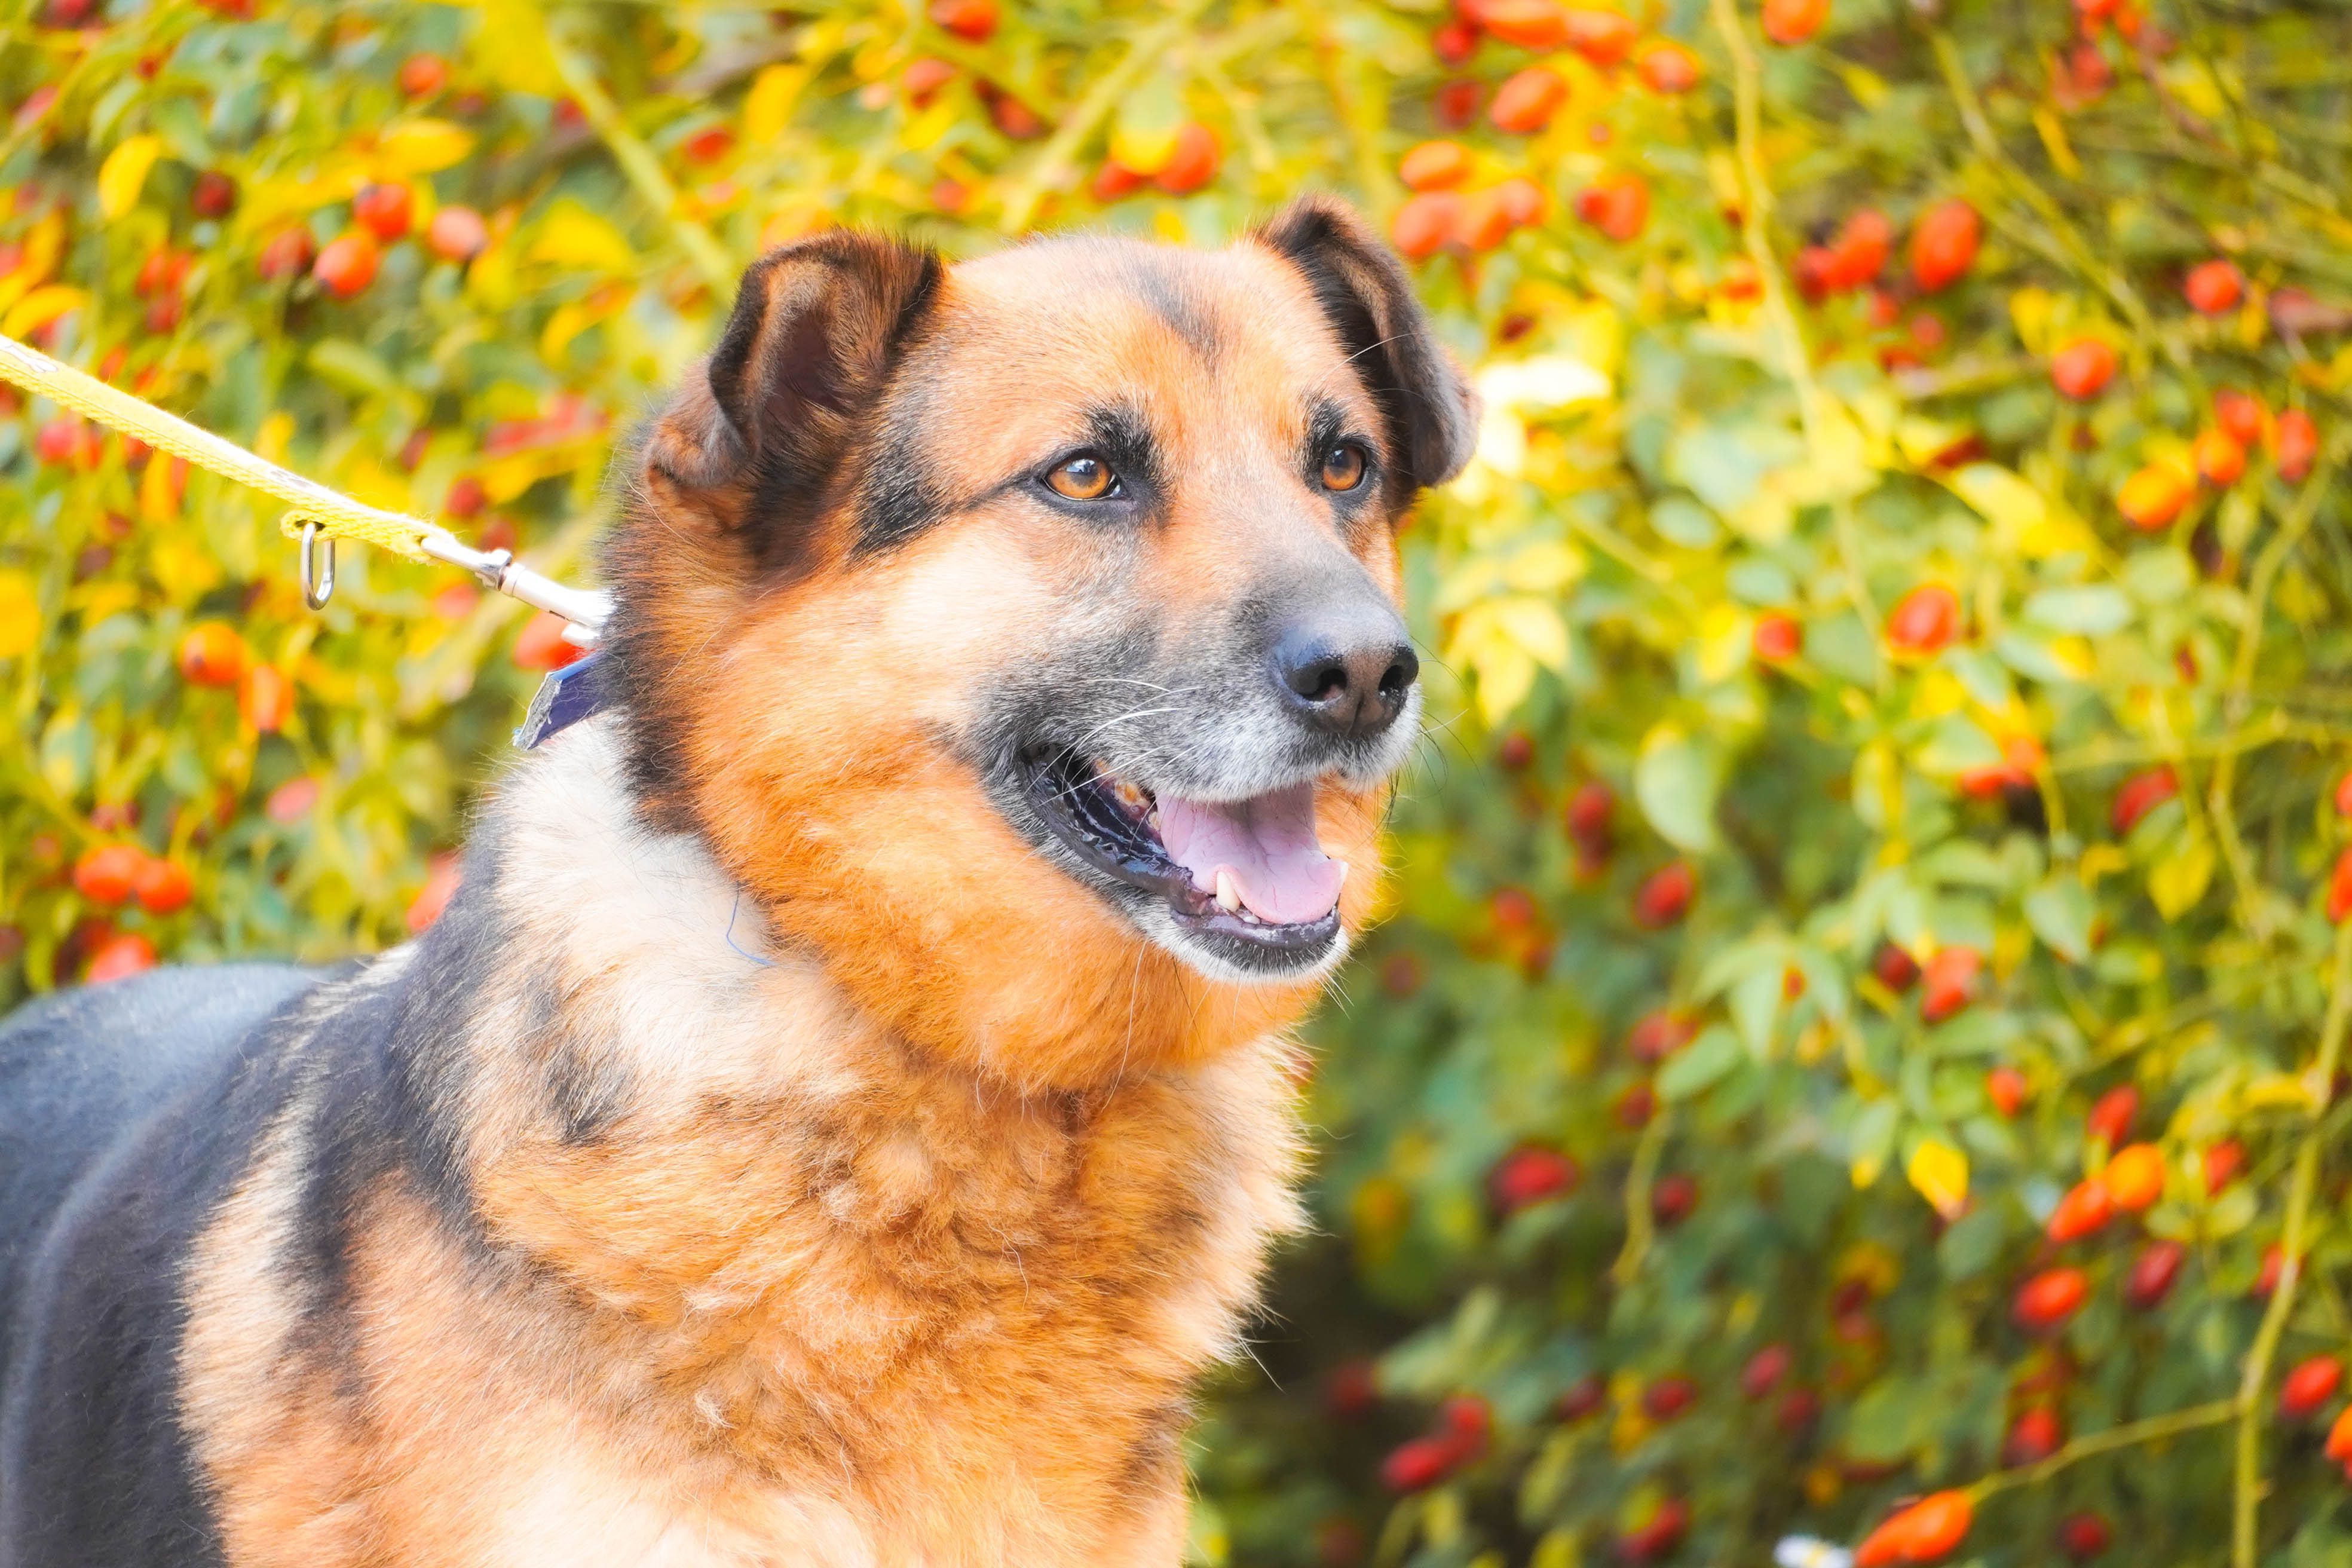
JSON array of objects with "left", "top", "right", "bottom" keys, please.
[{"left": 298, "top": 520, "right": 336, "bottom": 611}]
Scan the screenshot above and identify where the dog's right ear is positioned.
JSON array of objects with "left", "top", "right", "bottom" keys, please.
[{"left": 643, "top": 231, "right": 941, "bottom": 546}]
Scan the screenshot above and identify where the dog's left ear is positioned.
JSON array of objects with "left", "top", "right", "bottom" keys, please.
[
  {"left": 1256, "top": 195, "right": 1481, "bottom": 494},
  {"left": 644, "top": 231, "right": 942, "bottom": 543}
]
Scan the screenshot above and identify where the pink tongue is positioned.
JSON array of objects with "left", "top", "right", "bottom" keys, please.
[{"left": 1156, "top": 782, "right": 1345, "bottom": 926}]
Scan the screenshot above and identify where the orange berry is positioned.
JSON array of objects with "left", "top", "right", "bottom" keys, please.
[
  {"left": 1855, "top": 1490, "right": 1973, "bottom": 1567},
  {"left": 927, "top": 0, "right": 997, "bottom": 41},
  {"left": 1474, "top": 0, "right": 1570, "bottom": 48},
  {"left": 1573, "top": 172, "right": 1649, "bottom": 241},
  {"left": 2102, "top": 1143, "right": 2166, "bottom": 1211},
  {"left": 1392, "top": 191, "right": 1463, "bottom": 260},
  {"left": 2110, "top": 765, "right": 2177, "bottom": 834},
  {"left": 2194, "top": 427, "right": 2246, "bottom": 486},
  {"left": 2215, "top": 388, "right": 2266, "bottom": 445},
  {"left": 85, "top": 931, "right": 157, "bottom": 984},
  {"left": 513, "top": 610, "right": 584, "bottom": 672},
  {"left": 1753, "top": 611, "right": 1802, "bottom": 662},
  {"left": 1450, "top": 188, "right": 1514, "bottom": 252},
  {"left": 1493, "top": 176, "right": 1546, "bottom": 227},
  {"left": 1561, "top": 7, "right": 1639, "bottom": 65},
  {"left": 2117, "top": 464, "right": 2191, "bottom": 531},
  {"left": 353, "top": 181, "right": 412, "bottom": 242},
  {"left": 1399, "top": 140, "right": 1473, "bottom": 191},
  {"left": 73, "top": 844, "right": 146, "bottom": 906},
  {"left": 2045, "top": 1178, "right": 2114, "bottom": 1242},
  {"left": 313, "top": 231, "right": 379, "bottom": 298},
  {"left": 1920, "top": 945, "right": 1981, "bottom": 1022},
  {"left": 1909, "top": 199, "right": 1980, "bottom": 292},
  {"left": 2276, "top": 407, "right": 2319, "bottom": 482},
  {"left": 1761, "top": 0, "right": 1829, "bottom": 44},
  {"left": 1986, "top": 1064, "right": 2028, "bottom": 1117},
  {"left": 2048, "top": 336, "right": 2117, "bottom": 400},
  {"left": 1886, "top": 583, "right": 1960, "bottom": 654},
  {"left": 133, "top": 855, "right": 193, "bottom": 915},
  {"left": 398, "top": 52, "right": 449, "bottom": 99},
  {"left": 1637, "top": 42, "right": 1702, "bottom": 91},
  {"left": 2183, "top": 258, "right": 2243, "bottom": 315},
  {"left": 2328, "top": 846, "right": 2352, "bottom": 923},
  {"left": 1633, "top": 861, "right": 1696, "bottom": 927},
  {"left": 2087, "top": 1084, "right": 2139, "bottom": 1147},
  {"left": 426, "top": 205, "right": 488, "bottom": 262},
  {"left": 2013, "top": 1266, "right": 2089, "bottom": 1331},
  {"left": 2282, "top": 1355, "right": 2344, "bottom": 1420},
  {"left": 1490, "top": 66, "right": 1569, "bottom": 133},
  {"left": 1154, "top": 123, "right": 1220, "bottom": 193},
  {"left": 238, "top": 662, "right": 294, "bottom": 733},
  {"left": 178, "top": 621, "right": 247, "bottom": 687}
]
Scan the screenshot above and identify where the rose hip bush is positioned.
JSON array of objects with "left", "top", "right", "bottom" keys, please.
[{"left": 2, "top": 1, "right": 2351, "bottom": 1564}]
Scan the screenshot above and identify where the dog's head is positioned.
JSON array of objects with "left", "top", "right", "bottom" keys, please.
[{"left": 602, "top": 196, "right": 1477, "bottom": 1083}]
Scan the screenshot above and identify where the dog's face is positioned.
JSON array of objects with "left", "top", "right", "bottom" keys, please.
[{"left": 605, "top": 198, "right": 1477, "bottom": 1082}]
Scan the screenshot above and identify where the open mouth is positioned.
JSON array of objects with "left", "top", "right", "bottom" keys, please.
[{"left": 1022, "top": 749, "right": 1346, "bottom": 962}]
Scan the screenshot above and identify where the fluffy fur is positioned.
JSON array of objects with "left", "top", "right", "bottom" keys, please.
[{"left": 0, "top": 197, "right": 1474, "bottom": 1567}]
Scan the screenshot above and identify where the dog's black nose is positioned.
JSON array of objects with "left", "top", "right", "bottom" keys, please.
[{"left": 1272, "top": 607, "right": 1418, "bottom": 740}]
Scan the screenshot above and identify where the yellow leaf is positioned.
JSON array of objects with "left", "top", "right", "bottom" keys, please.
[
  {"left": 97, "top": 134, "right": 164, "bottom": 219},
  {"left": 1906, "top": 1138, "right": 1970, "bottom": 1220},
  {"left": 472, "top": 0, "right": 566, "bottom": 97},
  {"left": 2008, "top": 287, "right": 2056, "bottom": 356},
  {"left": 743, "top": 63, "right": 808, "bottom": 144},
  {"left": 2148, "top": 832, "right": 2215, "bottom": 918},
  {"left": 138, "top": 450, "right": 182, "bottom": 522},
  {"left": 529, "top": 200, "right": 636, "bottom": 275},
  {"left": 148, "top": 536, "right": 222, "bottom": 602},
  {"left": 1, "top": 284, "right": 86, "bottom": 338},
  {"left": 374, "top": 119, "right": 477, "bottom": 177},
  {"left": 0, "top": 569, "right": 38, "bottom": 660},
  {"left": 1696, "top": 602, "right": 1750, "bottom": 683}
]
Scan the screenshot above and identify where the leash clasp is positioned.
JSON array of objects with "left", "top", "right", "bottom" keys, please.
[{"left": 298, "top": 520, "right": 336, "bottom": 611}]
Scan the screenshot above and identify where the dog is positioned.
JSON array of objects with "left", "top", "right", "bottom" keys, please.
[{"left": 0, "top": 195, "right": 1475, "bottom": 1567}]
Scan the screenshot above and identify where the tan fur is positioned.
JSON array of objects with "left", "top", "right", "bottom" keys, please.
[{"left": 177, "top": 209, "right": 1466, "bottom": 1566}]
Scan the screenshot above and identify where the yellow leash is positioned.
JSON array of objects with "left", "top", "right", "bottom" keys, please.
[{"left": 0, "top": 332, "right": 609, "bottom": 636}]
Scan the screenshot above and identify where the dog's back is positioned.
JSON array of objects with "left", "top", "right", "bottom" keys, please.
[{"left": 0, "top": 964, "right": 317, "bottom": 1567}]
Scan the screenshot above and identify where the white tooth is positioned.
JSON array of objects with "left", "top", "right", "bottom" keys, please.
[{"left": 1215, "top": 869, "right": 1242, "bottom": 913}]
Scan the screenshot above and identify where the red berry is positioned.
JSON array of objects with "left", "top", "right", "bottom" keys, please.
[
  {"left": 189, "top": 169, "right": 238, "bottom": 220},
  {"left": 2082, "top": 1088, "right": 2137, "bottom": 1153},
  {"left": 427, "top": 205, "right": 488, "bottom": 262},
  {"left": 1752, "top": 611, "right": 1803, "bottom": 662},
  {"left": 682, "top": 125, "right": 735, "bottom": 164},
  {"left": 258, "top": 226, "right": 316, "bottom": 281},
  {"left": 1490, "top": 1146, "right": 1580, "bottom": 1214},
  {"left": 2045, "top": 1178, "right": 2114, "bottom": 1243},
  {"left": 84, "top": 932, "right": 157, "bottom": 985},
  {"left": 2256, "top": 1244, "right": 2286, "bottom": 1298},
  {"left": 903, "top": 56, "right": 957, "bottom": 107},
  {"left": 313, "top": 232, "right": 379, "bottom": 298},
  {"left": 1637, "top": 42, "right": 1701, "bottom": 92},
  {"left": 399, "top": 53, "right": 449, "bottom": 99},
  {"left": 2126, "top": 1239, "right": 2186, "bottom": 1309},
  {"left": 1761, "top": 0, "right": 1829, "bottom": 44},
  {"left": 514, "top": 609, "right": 584, "bottom": 672},
  {"left": 1400, "top": 140, "right": 1473, "bottom": 192},
  {"left": 1909, "top": 200, "right": 1980, "bottom": 292},
  {"left": 1919, "top": 946, "right": 1981, "bottom": 1023},
  {"left": 2003, "top": 1405, "right": 2064, "bottom": 1466},
  {"left": 1855, "top": 1491, "right": 1973, "bottom": 1567},
  {"left": 1615, "top": 1497, "right": 1689, "bottom": 1564},
  {"left": 2328, "top": 1402, "right": 2352, "bottom": 1464},
  {"left": 2283, "top": 1355, "right": 2344, "bottom": 1420},
  {"left": 405, "top": 852, "right": 463, "bottom": 934},
  {"left": 1561, "top": 8, "right": 1638, "bottom": 65},
  {"left": 1633, "top": 862, "right": 1695, "bottom": 927},
  {"left": 2109, "top": 765, "right": 2178, "bottom": 835},
  {"left": 265, "top": 776, "right": 320, "bottom": 824},
  {"left": 2194, "top": 427, "right": 2247, "bottom": 486},
  {"left": 1642, "top": 1375, "right": 1696, "bottom": 1421},
  {"left": 1615, "top": 1082, "right": 1657, "bottom": 1128},
  {"left": 133, "top": 856, "right": 193, "bottom": 915},
  {"left": 2203, "top": 1140, "right": 2244, "bottom": 1195},
  {"left": 1740, "top": 1343, "right": 1792, "bottom": 1399},
  {"left": 178, "top": 621, "right": 247, "bottom": 687},
  {"left": 1154, "top": 123, "right": 1220, "bottom": 194},
  {"left": 1986, "top": 1064, "right": 2028, "bottom": 1117},
  {"left": 1380, "top": 1434, "right": 1458, "bottom": 1493},
  {"left": 1325, "top": 1359, "right": 1379, "bottom": 1420},
  {"left": 353, "top": 182, "right": 412, "bottom": 242},
  {"left": 2049, "top": 336, "right": 2117, "bottom": 400},
  {"left": 1775, "top": 1385, "right": 1820, "bottom": 1434},
  {"left": 1873, "top": 943, "right": 1921, "bottom": 991},
  {"left": 2013, "top": 1266, "right": 2090, "bottom": 1331},
  {"left": 1438, "top": 1392, "right": 1492, "bottom": 1450},
  {"left": 238, "top": 662, "right": 295, "bottom": 733},
  {"left": 1557, "top": 1373, "right": 1607, "bottom": 1422},
  {"left": 1886, "top": 583, "right": 1960, "bottom": 653},
  {"left": 444, "top": 474, "right": 488, "bottom": 519},
  {"left": 1573, "top": 172, "right": 1649, "bottom": 241},
  {"left": 1626, "top": 1010, "right": 1696, "bottom": 1063},
  {"left": 1490, "top": 66, "right": 1569, "bottom": 133},
  {"left": 1650, "top": 1172, "right": 1697, "bottom": 1226},
  {"left": 2215, "top": 388, "right": 2266, "bottom": 446},
  {"left": 2183, "top": 258, "right": 2244, "bottom": 315},
  {"left": 1433, "top": 20, "right": 1480, "bottom": 66},
  {"left": 1392, "top": 192, "right": 1462, "bottom": 261},
  {"left": 928, "top": 0, "right": 998, "bottom": 40},
  {"left": 2276, "top": 407, "right": 2319, "bottom": 482},
  {"left": 73, "top": 844, "right": 146, "bottom": 906},
  {"left": 1567, "top": 780, "right": 1614, "bottom": 846},
  {"left": 2056, "top": 1512, "right": 2112, "bottom": 1561}
]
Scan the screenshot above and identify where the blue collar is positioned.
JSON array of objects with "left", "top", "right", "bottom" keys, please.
[{"left": 513, "top": 648, "right": 612, "bottom": 750}]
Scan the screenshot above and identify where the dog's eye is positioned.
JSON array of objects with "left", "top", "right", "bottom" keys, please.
[
  {"left": 1319, "top": 442, "right": 1368, "bottom": 493},
  {"left": 1046, "top": 454, "right": 1119, "bottom": 501}
]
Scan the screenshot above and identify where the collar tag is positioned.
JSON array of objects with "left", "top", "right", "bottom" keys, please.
[{"left": 513, "top": 648, "right": 611, "bottom": 751}]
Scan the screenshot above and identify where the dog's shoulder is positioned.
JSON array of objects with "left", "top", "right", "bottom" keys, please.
[{"left": 0, "top": 963, "right": 323, "bottom": 1568}]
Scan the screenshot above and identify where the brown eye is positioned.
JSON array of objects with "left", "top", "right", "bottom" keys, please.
[
  {"left": 1047, "top": 454, "right": 1116, "bottom": 500},
  {"left": 1319, "top": 442, "right": 1367, "bottom": 492}
]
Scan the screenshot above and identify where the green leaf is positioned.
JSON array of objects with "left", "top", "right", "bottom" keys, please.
[
  {"left": 1634, "top": 723, "right": 1720, "bottom": 852},
  {"left": 2022, "top": 585, "right": 2133, "bottom": 635},
  {"left": 2025, "top": 876, "right": 2093, "bottom": 962},
  {"left": 1658, "top": 1024, "right": 1743, "bottom": 1100}
]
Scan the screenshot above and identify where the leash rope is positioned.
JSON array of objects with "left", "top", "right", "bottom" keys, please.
[{"left": 0, "top": 331, "right": 610, "bottom": 637}]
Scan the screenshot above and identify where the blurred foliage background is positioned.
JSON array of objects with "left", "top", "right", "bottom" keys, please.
[{"left": 7, "top": 0, "right": 2352, "bottom": 1563}]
